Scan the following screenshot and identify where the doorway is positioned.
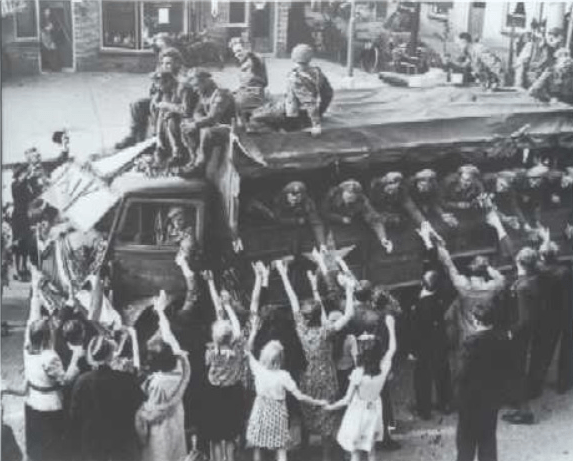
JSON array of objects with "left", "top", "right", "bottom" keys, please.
[
  {"left": 250, "top": 2, "right": 274, "bottom": 54},
  {"left": 40, "top": 0, "right": 74, "bottom": 71}
]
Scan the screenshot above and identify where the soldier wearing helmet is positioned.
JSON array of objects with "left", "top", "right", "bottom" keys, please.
[{"left": 323, "top": 180, "right": 393, "bottom": 253}]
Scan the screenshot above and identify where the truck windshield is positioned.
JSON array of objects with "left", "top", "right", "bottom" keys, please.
[{"left": 116, "top": 199, "right": 198, "bottom": 246}]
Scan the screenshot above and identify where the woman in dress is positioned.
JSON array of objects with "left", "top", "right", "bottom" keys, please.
[
  {"left": 325, "top": 336, "right": 393, "bottom": 461},
  {"left": 275, "top": 258, "right": 355, "bottom": 461},
  {"left": 2, "top": 267, "right": 84, "bottom": 461},
  {"left": 135, "top": 289, "right": 191, "bottom": 461}
]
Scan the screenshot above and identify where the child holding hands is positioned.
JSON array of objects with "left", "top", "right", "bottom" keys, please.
[
  {"left": 325, "top": 336, "right": 393, "bottom": 461},
  {"left": 246, "top": 310, "right": 326, "bottom": 461}
]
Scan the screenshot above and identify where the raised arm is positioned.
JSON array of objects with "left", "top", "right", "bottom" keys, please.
[
  {"left": 307, "top": 269, "right": 327, "bottom": 324},
  {"left": 154, "top": 290, "right": 183, "bottom": 355},
  {"left": 435, "top": 243, "right": 470, "bottom": 293},
  {"left": 202, "top": 270, "right": 223, "bottom": 317},
  {"left": 332, "top": 275, "right": 355, "bottom": 332},
  {"left": 221, "top": 293, "right": 241, "bottom": 339},
  {"left": 276, "top": 259, "right": 300, "bottom": 313},
  {"left": 25, "top": 267, "right": 44, "bottom": 349}
]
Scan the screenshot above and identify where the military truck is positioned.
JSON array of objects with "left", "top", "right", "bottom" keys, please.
[{"left": 42, "top": 87, "right": 573, "bottom": 311}]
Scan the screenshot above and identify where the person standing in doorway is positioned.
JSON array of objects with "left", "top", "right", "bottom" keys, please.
[{"left": 40, "top": 7, "right": 62, "bottom": 72}]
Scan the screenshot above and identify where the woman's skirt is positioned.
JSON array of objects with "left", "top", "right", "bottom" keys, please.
[
  {"left": 25, "top": 405, "right": 65, "bottom": 461},
  {"left": 202, "top": 382, "right": 244, "bottom": 442},
  {"left": 246, "top": 396, "right": 289, "bottom": 450}
]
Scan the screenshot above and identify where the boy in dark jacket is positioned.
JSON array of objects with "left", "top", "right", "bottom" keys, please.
[{"left": 456, "top": 302, "right": 510, "bottom": 461}]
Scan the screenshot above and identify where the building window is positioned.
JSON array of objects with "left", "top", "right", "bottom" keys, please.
[
  {"left": 14, "top": 0, "right": 37, "bottom": 39},
  {"left": 102, "top": 2, "right": 138, "bottom": 49},
  {"left": 101, "top": 1, "right": 184, "bottom": 51},
  {"left": 217, "top": 0, "right": 250, "bottom": 27},
  {"left": 505, "top": 2, "right": 526, "bottom": 29},
  {"left": 428, "top": 2, "right": 453, "bottom": 21},
  {"left": 142, "top": 2, "right": 184, "bottom": 49}
]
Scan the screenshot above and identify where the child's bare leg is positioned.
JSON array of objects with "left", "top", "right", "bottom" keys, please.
[
  {"left": 351, "top": 450, "right": 361, "bottom": 461},
  {"left": 253, "top": 447, "right": 262, "bottom": 461},
  {"left": 276, "top": 448, "right": 287, "bottom": 461},
  {"left": 225, "top": 439, "right": 236, "bottom": 461}
]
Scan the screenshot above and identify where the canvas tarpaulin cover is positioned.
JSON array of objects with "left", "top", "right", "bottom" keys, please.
[{"left": 234, "top": 86, "right": 573, "bottom": 177}]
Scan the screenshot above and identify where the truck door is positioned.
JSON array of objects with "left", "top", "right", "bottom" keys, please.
[{"left": 110, "top": 197, "right": 204, "bottom": 306}]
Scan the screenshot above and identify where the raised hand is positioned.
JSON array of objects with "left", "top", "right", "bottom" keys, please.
[
  {"left": 442, "top": 213, "right": 459, "bottom": 228},
  {"left": 154, "top": 290, "right": 169, "bottom": 313},
  {"left": 201, "top": 270, "right": 214, "bottom": 281},
  {"left": 306, "top": 270, "right": 318, "bottom": 290},
  {"left": 381, "top": 238, "right": 393, "bottom": 254}
]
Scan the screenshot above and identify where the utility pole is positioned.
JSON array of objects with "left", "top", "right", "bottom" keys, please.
[
  {"left": 408, "top": 2, "right": 421, "bottom": 57},
  {"left": 568, "top": 3, "right": 573, "bottom": 54},
  {"left": 347, "top": 0, "right": 356, "bottom": 77}
]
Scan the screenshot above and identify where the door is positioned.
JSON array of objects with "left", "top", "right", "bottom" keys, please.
[
  {"left": 250, "top": 1, "right": 274, "bottom": 54},
  {"left": 468, "top": 2, "right": 486, "bottom": 41},
  {"left": 40, "top": 0, "right": 74, "bottom": 71}
]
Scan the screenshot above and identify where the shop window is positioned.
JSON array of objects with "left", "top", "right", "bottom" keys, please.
[
  {"left": 101, "top": 1, "right": 184, "bottom": 51},
  {"left": 142, "top": 2, "right": 184, "bottom": 49},
  {"left": 217, "top": 0, "right": 249, "bottom": 27},
  {"left": 102, "top": 1, "right": 138, "bottom": 50},
  {"left": 505, "top": 2, "right": 526, "bottom": 29},
  {"left": 428, "top": 2, "right": 453, "bottom": 21},
  {"left": 14, "top": 0, "right": 37, "bottom": 39}
]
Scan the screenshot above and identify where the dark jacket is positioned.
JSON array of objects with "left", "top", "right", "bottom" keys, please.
[
  {"left": 510, "top": 274, "right": 541, "bottom": 336},
  {"left": 538, "top": 262, "right": 572, "bottom": 322},
  {"left": 457, "top": 329, "right": 510, "bottom": 407},
  {"left": 411, "top": 292, "right": 448, "bottom": 358},
  {"left": 69, "top": 366, "right": 145, "bottom": 461}
]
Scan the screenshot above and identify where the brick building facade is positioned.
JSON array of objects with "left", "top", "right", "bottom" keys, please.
[{"left": 2, "top": 0, "right": 294, "bottom": 77}]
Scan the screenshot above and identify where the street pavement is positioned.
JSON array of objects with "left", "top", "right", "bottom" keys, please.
[{"left": 2, "top": 279, "right": 573, "bottom": 461}]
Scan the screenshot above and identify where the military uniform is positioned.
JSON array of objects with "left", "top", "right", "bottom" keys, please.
[
  {"left": 461, "top": 43, "right": 505, "bottom": 88},
  {"left": 441, "top": 168, "right": 485, "bottom": 214},
  {"left": 235, "top": 51, "right": 268, "bottom": 118},
  {"left": 408, "top": 170, "right": 451, "bottom": 228},
  {"left": 322, "top": 181, "right": 388, "bottom": 244},
  {"left": 181, "top": 81, "right": 236, "bottom": 171},
  {"left": 273, "top": 182, "right": 326, "bottom": 248},
  {"left": 530, "top": 52, "right": 573, "bottom": 104},
  {"left": 370, "top": 173, "right": 426, "bottom": 228},
  {"left": 249, "top": 65, "right": 333, "bottom": 132},
  {"left": 514, "top": 37, "right": 554, "bottom": 89},
  {"left": 483, "top": 171, "right": 527, "bottom": 230}
]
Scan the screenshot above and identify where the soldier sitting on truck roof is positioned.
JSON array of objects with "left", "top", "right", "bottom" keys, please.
[
  {"left": 529, "top": 42, "right": 573, "bottom": 105},
  {"left": 409, "top": 169, "right": 458, "bottom": 230},
  {"left": 322, "top": 179, "right": 393, "bottom": 254},
  {"left": 229, "top": 38, "right": 268, "bottom": 125},
  {"left": 273, "top": 181, "right": 327, "bottom": 249},
  {"left": 248, "top": 44, "right": 333, "bottom": 137},
  {"left": 180, "top": 69, "right": 236, "bottom": 175},
  {"left": 116, "top": 47, "right": 187, "bottom": 150},
  {"left": 370, "top": 172, "right": 427, "bottom": 230}
]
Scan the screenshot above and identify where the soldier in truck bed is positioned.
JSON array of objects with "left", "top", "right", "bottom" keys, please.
[
  {"left": 441, "top": 165, "right": 485, "bottom": 214},
  {"left": 369, "top": 172, "right": 427, "bottom": 229},
  {"left": 322, "top": 179, "right": 393, "bottom": 254}
]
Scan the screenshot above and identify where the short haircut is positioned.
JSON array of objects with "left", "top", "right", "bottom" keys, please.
[
  {"left": 458, "top": 32, "right": 473, "bottom": 43},
  {"left": 28, "top": 319, "right": 51, "bottom": 351},
  {"left": 147, "top": 339, "right": 177, "bottom": 372},
  {"left": 62, "top": 319, "right": 85, "bottom": 346},
  {"left": 516, "top": 246, "right": 538, "bottom": 273}
]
